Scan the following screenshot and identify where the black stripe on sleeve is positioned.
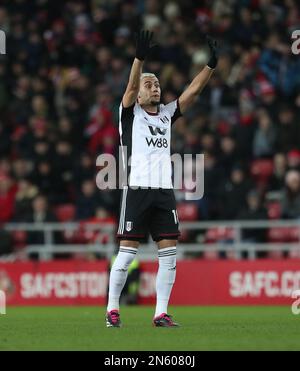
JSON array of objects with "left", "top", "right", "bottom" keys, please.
[{"left": 171, "top": 99, "right": 182, "bottom": 125}]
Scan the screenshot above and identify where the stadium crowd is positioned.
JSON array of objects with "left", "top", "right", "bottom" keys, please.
[{"left": 0, "top": 0, "right": 300, "bottom": 256}]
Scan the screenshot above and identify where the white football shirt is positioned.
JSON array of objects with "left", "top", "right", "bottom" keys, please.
[{"left": 119, "top": 100, "right": 182, "bottom": 188}]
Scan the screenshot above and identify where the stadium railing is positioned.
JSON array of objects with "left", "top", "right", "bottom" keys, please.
[{"left": 2, "top": 220, "right": 300, "bottom": 261}]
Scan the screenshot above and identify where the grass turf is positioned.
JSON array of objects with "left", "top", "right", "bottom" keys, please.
[{"left": 0, "top": 306, "right": 299, "bottom": 351}]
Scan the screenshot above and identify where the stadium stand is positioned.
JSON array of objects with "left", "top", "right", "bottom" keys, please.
[{"left": 0, "top": 0, "right": 300, "bottom": 259}]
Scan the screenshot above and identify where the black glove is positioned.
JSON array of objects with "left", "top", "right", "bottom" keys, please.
[
  {"left": 135, "top": 30, "right": 154, "bottom": 61},
  {"left": 206, "top": 36, "right": 218, "bottom": 69}
]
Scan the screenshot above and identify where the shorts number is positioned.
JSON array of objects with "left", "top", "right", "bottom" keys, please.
[{"left": 172, "top": 210, "right": 179, "bottom": 224}]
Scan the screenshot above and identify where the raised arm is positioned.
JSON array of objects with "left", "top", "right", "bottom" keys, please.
[
  {"left": 122, "top": 31, "right": 154, "bottom": 108},
  {"left": 178, "top": 36, "right": 219, "bottom": 114}
]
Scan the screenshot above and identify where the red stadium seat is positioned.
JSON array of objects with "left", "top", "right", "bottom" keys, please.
[
  {"left": 176, "top": 203, "right": 198, "bottom": 243},
  {"left": 267, "top": 250, "right": 284, "bottom": 259},
  {"left": 11, "top": 230, "right": 27, "bottom": 249},
  {"left": 54, "top": 204, "right": 76, "bottom": 222},
  {"left": 267, "top": 227, "right": 292, "bottom": 258},
  {"left": 250, "top": 159, "right": 273, "bottom": 188},
  {"left": 288, "top": 249, "right": 300, "bottom": 258},
  {"left": 278, "top": 228, "right": 300, "bottom": 258},
  {"left": 177, "top": 202, "right": 198, "bottom": 221},
  {"left": 286, "top": 227, "right": 300, "bottom": 242},
  {"left": 64, "top": 217, "right": 116, "bottom": 244},
  {"left": 203, "top": 250, "right": 219, "bottom": 260},
  {"left": 267, "top": 227, "right": 288, "bottom": 242},
  {"left": 205, "top": 228, "right": 219, "bottom": 242},
  {"left": 178, "top": 229, "right": 190, "bottom": 242},
  {"left": 205, "top": 227, "right": 236, "bottom": 243},
  {"left": 267, "top": 227, "right": 300, "bottom": 243}
]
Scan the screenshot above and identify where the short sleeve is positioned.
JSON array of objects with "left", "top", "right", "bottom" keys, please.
[
  {"left": 120, "top": 102, "right": 135, "bottom": 121},
  {"left": 164, "top": 99, "right": 182, "bottom": 125}
]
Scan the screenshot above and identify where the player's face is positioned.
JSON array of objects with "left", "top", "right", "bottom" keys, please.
[{"left": 138, "top": 77, "right": 161, "bottom": 106}]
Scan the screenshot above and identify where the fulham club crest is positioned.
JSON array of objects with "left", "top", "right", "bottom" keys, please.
[{"left": 125, "top": 221, "right": 133, "bottom": 232}]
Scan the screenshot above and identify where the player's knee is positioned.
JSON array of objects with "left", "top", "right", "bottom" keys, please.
[
  {"left": 157, "top": 239, "right": 177, "bottom": 249},
  {"left": 120, "top": 240, "right": 140, "bottom": 248},
  {"left": 112, "top": 243, "right": 139, "bottom": 271}
]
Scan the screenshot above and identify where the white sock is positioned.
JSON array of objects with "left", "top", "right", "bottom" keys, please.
[
  {"left": 107, "top": 246, "right": 137, "bottom": 312},
  {"left": 155, "top": 247, "right": 176, "bottom": 317}
]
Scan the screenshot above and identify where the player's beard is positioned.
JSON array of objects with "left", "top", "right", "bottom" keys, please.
[{"left": 150, "top": 98, "right": 160, "bottom": 106}]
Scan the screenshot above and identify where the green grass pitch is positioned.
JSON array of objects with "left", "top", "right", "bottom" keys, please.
[{"left": 0, "top": 306, "right": 299, "bottom": 351}]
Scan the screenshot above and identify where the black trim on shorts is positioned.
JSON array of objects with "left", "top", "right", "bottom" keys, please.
[
  {"left": 153, "top": 232, "right": 181, "bottom": 242},
  {"left": 117, "top": 234, "right": 146, "bottom": 238}
]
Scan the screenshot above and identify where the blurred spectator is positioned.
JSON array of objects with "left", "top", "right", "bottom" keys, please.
[
  {"left": 0, "top": 174, "right": 17, "bottom": 223},
  {"left": 85, "top": 106, "right": 118, "bottom": 155},
  {"left": 171, "top": 116, "right": 186, "bottom": 155},
  {"left": 281, "top": 170, "right": 300, "bottom": 219},
  {"left": 30, "top": 161, "right": 66, "bottom": 204},
  {"left": 12, "top": 159, "right": 32, "bottom": 180},
  {"left": 80, "top": 206, "right": 117, "bottom": 255},
  {"left": 73, "top": 152, "right": 95, "bottom": 191},
  {"left": 219, "top": 135, "right": 238, "bottom": 174},
  {"left": 268, "top": 153, "right": 287, "bottom": 192},
  {"left": 234, "top": 108, "right": 256, "bottom": 162},
  {"left": 26, "top": 194, "right": 61, "bottom": 259},
  {"left": 0, "top": 229, "right": 13, "bottom": 256},
  {"left": 0, "top": 159, "right": 11, "bottom": 177},
  {"left": 287, "top": 149, "right": 300, "bottom": 172},
  {"left": 31, "top": 140, "right": 53, "bottom": 164},
  {"left": 105, "top": 55, "right": 130, "bottom": 100},
  {"left": 53, "top": 140, "right": 74, "bottom": 189},
  {"left": 253, "top": 109, "right": 277, "bottom": 158},
  {"left": 0, "top": 0, "right": 299, "bottom": 231},
  {"left": 13, "top": 178, "right": 39, "bottom": 222},
  {"left": 17, "top": 117, "right": 49, "bottom": 160},
  {"left": 259, "top": 33, "right": 300, "bottom": 96},
  {"left": 238, "top": 190, "right": 268, "bottom": 243},
  {"left": 0, "top": 122, "right": 11, "bottom": 156},
  {"left": 56, "top": 116, "right": 76, "bottom": 146},
  {"left": 200, "top": 152, "right": 225, "bottom": 219},
  {"left": 75, "top": 179, "right": 101, "bottom": 220},
  {"left": 27, "top": 195, "right": 57, "bottom": 225},
  {"left": 219, "top": 166, "right": 254, "bottom": 219},
  {"left": 275, "top": 105, "right": 300, "bottom": 153}
]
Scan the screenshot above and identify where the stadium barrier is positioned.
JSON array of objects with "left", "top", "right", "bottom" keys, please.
[
  {"left": 2, "top": 220, "right": 300, "bottom": 260},
  {"left": 0, "top": 260, "right": 299, "bottom": 306}
]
